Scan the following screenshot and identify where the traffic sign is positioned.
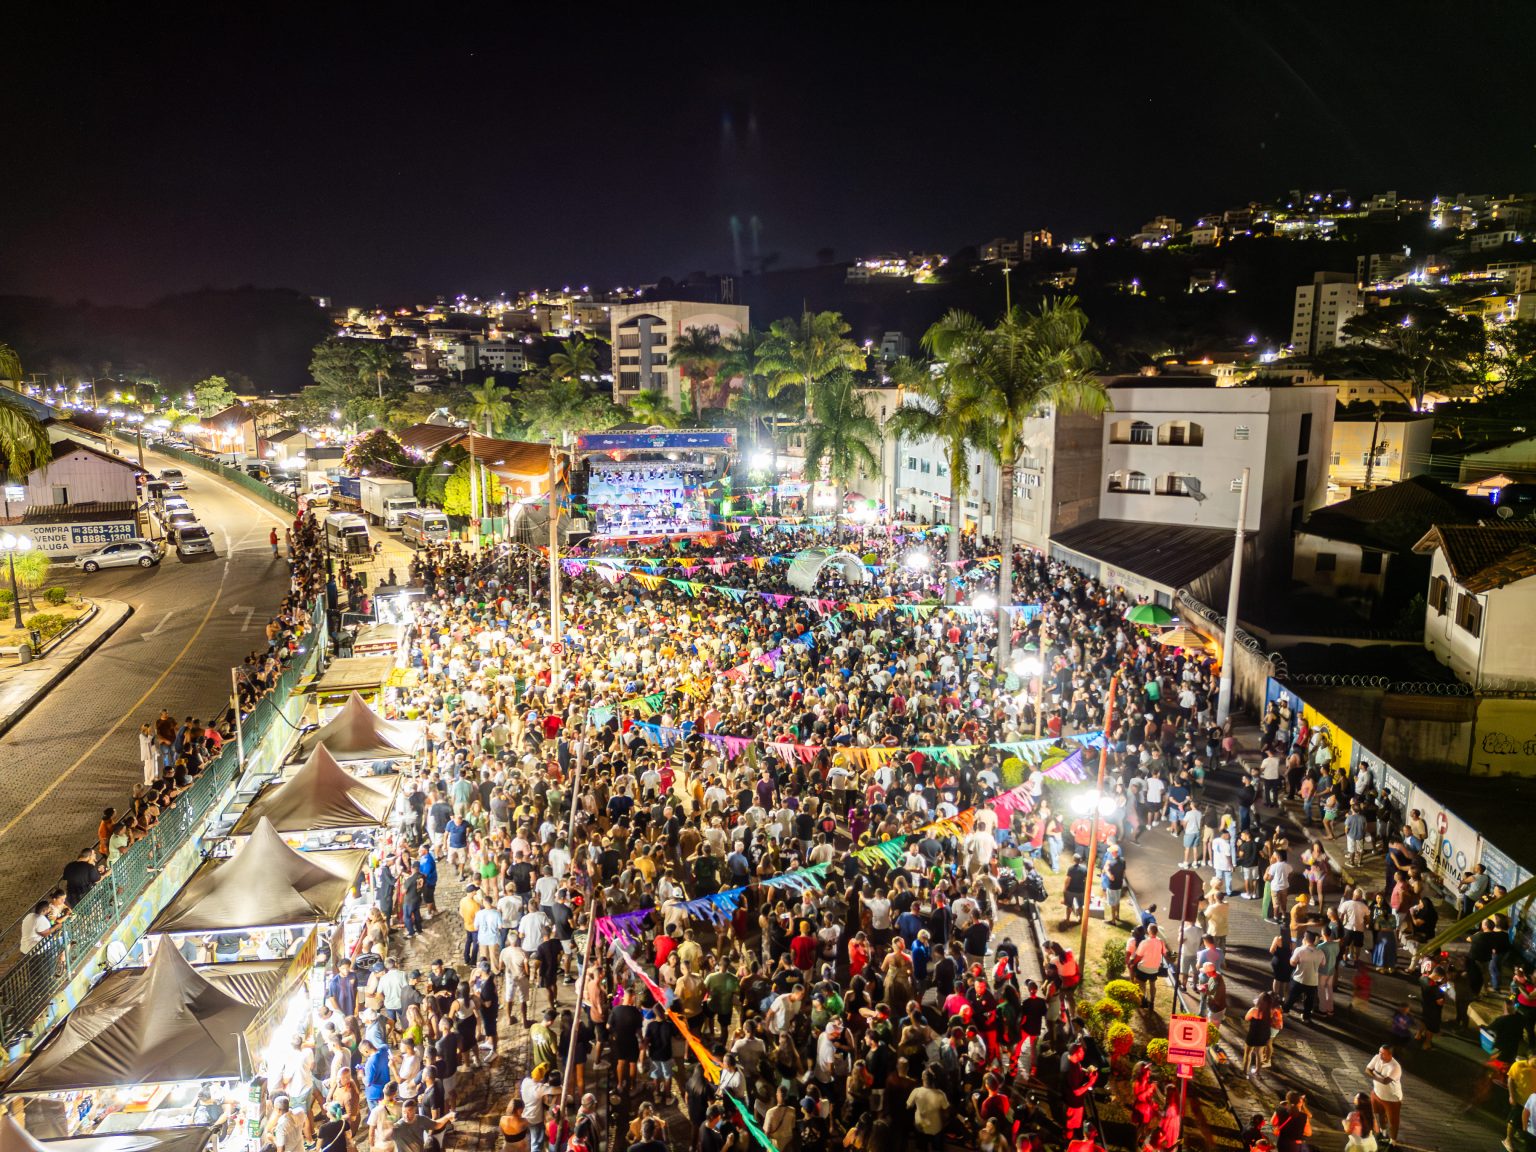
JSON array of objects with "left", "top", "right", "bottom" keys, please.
[
  {"left": 1167, "top": 1014, "right": 1207, "bottom": 1067},
  {"left": 550, "top": 641, "right": 564, "bottom": 655},
  {"left": 1168, "top": 868, "right": 1203, "bottom": 923}
]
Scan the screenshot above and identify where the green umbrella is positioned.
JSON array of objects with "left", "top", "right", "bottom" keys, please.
[{"left": 1124, "top": 603, "right": 1175, "bottom": 627}]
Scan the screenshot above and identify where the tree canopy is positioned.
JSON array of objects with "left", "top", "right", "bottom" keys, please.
[
  {"left": 192, "top": 375, "right": 237, "bottom": 416},
  {"left": 341, "top": 427, "right": 413, "bottom": 477}
]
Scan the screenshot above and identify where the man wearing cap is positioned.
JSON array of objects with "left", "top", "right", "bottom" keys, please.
[
  {"left": 520, "top": 1064, "right": 556, "bottom": 1152},
  {"left": 1197, "top": 961, "right": 1228, "bottom": 1027}
]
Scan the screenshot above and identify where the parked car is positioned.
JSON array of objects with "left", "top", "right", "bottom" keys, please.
[
  {"left": 74, "top": 539, "right": 162, "bottom": 572},
  {"left": 161, "top": 495, "right": 191, "bottom": 516},
  {"left": 174, "top": 524, "right": 216, "bottom": 557},
  {"left": 244, "top": 463, "right": 271, "bottom": 481},
  {"left": 160, "top": 468, "right": 188, "bottom": 490},
  {"left": 164, "top": 510, "right": 199, "bottom": 541}
]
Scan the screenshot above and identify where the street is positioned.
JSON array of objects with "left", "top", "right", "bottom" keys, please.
[{"left": 0, "top": 453, "right": 294, "bottom": 933}]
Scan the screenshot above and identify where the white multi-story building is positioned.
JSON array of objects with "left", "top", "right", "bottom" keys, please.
[
  {"left": 1050, "top": 378, "right": 1335, "bottom": 605},
  {"left": 609, "top": 300, "right": 749, "bottom": 409},
  {"left": 1415, "top": 523, "right": 1536, "bottom": 691},
  {"left": 1291, "top": 271, "right": 1363, "bottom": 355},
  {"left": 478, "top": 339, "right": 528, "bottom": 374}
]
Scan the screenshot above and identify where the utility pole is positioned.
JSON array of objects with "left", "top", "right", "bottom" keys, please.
[
  {"left": 1002, "top": 258, "right": 1014, "bottom": 312},
  {"left": 1216, "top": 467, "right": 1251, "bottom": 724},
  {"left": 1363, "top": 404, "right": 1383, "bottom": 491},
  {"left": 548, "top": 441, "right": 563, "bottom": 690}
]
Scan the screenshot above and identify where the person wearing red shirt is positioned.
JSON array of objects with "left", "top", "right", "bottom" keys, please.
[
  {"left": 653, "top": 930, "right": 679, "bottom": 969},
  {"left": 790, "top": 922, "right": 818, "bottom": 973},
  {"left": 542, "top": 712, "right": 563, "bottom": 742}
]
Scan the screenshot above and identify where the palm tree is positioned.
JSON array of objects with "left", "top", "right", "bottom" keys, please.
[
  {"left": 722, "top": 328, "right": 791, "bottom": 458},
  {"left": 758, "top": 311, "right": 867, "bottom": 415},
  {"left": 0, "top": 391, "right": 51, "bottom": 519},
  {"left": 547, "top": 337, "right": 603, "bottom": 384},
  {"left": 0, "top": 343, "right": 23, "bottom": 390},
  {"left": 802, "top": 370, "right": 881, "bottom": 511},
  {"left": 625, "top": 389, "right": 681, "bottom": 428},
  {"left": 670, "top": 325, "right": 726, "bottom": 417},
  {"left": 463, "top": 380, "right": 515, "bottom": 526},
  {"left": 519, "top": 372, "right": 620, "bottom": 446},
  {"left": 887, "top": 350, "right": 988, "bottom": 600},
  {"left": 939, "top": 297, "right": 1108, "bottom": 667}
]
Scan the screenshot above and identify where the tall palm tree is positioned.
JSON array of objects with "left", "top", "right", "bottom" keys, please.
[
  {"left": 802, "top": 370, "right": 880, "bottom": 511},
  {"left": 887, "top": 350, "right": 988, "bottom": 601},
  {"left": 937, "top": 297, "right": 1109, "bottom": 667},
  {"left": 547, "top": 337, "right": 603, "bottom": 384},
  {"left": 0, "top": 343, "right": 24, "bottom": 390},
  {"left": 519, "top": 372, "right": 620, "bottom": 446},
  {"left": 758, "top": 311, "right": 867, "bottom": 413},
  {"left": 463, "top": 380, "right": 515, "bottom": 526},
  {"left": 625, "top": 389, "right": 681, "bottom": 428},
  {"left": 0, "top": 391, "right": 51, "bottom": 518},
  {"left": 670, "top": 325, "right": 726, "bottom": 417},
  {"left": 722, "top": 328, "right": 794, "bottom": 462}
]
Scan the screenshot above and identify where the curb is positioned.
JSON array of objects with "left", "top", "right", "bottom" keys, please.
[{"left": 0, "top": 601, "right": 135, "bottom": 739}]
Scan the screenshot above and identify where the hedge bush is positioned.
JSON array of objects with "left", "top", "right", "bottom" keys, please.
[
  {"left": 0, "top": 589, "right": 12, "bottom": 606},
  {"left": 44, "top": 586, "right": 68, "bottom": 606},
  {"left": 1104, "top": 979, "right": 1143, "bottom": 1012},
  {"left": 25, "top": 613, "right": 69, "bottom": 642},
  {"left": 1102, "top": 941, "right": 1128, "bottom": 983},
  {"left": 1146, "top": 1038, "right": 1170, "bottom": 1065},
  {"left": 1092, "top": 997, "right": 1125, "bottom": 1027},
  {"left": 1107, "top": 1021, "right": 1136, "bottom": 1060}
]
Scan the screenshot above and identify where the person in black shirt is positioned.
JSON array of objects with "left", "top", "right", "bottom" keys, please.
[
  {"left": 316, "top": 1102, "right": 351, "bottom": 1152},
  {"left": 61, "top": 850, "right": 100, "bottom": 906}
]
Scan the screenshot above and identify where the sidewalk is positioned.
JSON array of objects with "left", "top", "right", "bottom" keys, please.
[
  {"left": 0, "top": 599, "right": 132, "bottom": 737},
  {"left": 1118, "top": 717, "right": 1507, "bottom": 1151}
]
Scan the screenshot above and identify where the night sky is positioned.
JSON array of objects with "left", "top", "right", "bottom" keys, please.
[{"left": 4, "top": 3, "right": 1533, "bottom": 307}]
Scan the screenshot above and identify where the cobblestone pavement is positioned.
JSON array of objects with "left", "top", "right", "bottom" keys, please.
[
  {"left": 1121, "top": 719, "right": 1508, "bottom": 1152},
  {"left": 0, "top": 454, "right": 292, "bottom": 934}
]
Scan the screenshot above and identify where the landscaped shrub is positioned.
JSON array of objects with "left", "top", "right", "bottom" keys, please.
[
  {"left": 1102, "top": 940, "right": 1128, "bottom": 982},
  {"left": 25, "top": 613, "right": 68, "bottom": 641},
  {"left": 1146, "top": 1038, "right": 1170, "bottom": 1066},
  {"left": 0, "top": 589, "right": 12, "bottom": 606},
  {"left": 44, "top": 586, "right": 68, "bottom": 606},
  {"left": 1092, "top": 997, "right": 1126, "bottom": 1028},
  {"left": 1104, "top": 979, "right": 1143, "bottom": 1013},
  {"left": 1107, "top": 1021, "right": 1136, "bottom": 1060}
]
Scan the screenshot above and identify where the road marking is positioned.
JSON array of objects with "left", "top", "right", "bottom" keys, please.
[
  {"left": 139, "top": 611, "right": 175, "bottom": 641},
  {"left": 229, "top": 605, "right": 255, "bottom": 631},
  {"left": 0, "top": 465, "right": 269, "bottom": 846}
]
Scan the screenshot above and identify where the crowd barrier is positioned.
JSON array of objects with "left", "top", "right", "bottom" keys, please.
[{"left": 108, "top": 429, "right": 299, "bottom": 515}]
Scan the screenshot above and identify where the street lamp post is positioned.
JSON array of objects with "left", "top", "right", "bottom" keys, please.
[
  {"left": 0, "top": 532, "right": 33, "bottom": 630},
  {"left": 1080, "top": 669, "right": 1122, "bottom": 964},
  {"left": 1014, "top": 650, "right": 1045, "bottom": 738}
]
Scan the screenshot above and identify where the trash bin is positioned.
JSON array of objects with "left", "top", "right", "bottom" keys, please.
[
  {"left": 15, "top": 644, "right": 32, "bottom": 665},
  {"left": 28, "top": 629, "right": 42, "bottom": 652}
]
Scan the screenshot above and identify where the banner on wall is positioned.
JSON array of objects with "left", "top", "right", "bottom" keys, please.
[
  {"left": 1264, "top": 679, "right": 1355, "bottom": 775},
  {"left": 1407, "top": 784, "right": 1480, "bottom": 883}
]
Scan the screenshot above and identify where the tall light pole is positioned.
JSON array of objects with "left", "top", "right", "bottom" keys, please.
[
  {"left": 548, "top": 441, "right": 563, "bottom": 689},
  {"left": 1080, "top": 670, "right": 1122, "bottom": 964},
  {"left": 0, "top": 532, "right": 33, "bottom": 630},
  {"left": 1216, "top": 467, "right": 1251, "bottom": 725}
]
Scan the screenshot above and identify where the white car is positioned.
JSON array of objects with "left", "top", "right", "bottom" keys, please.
[
  {"left": 75, "top": 539, "right": 162, "bottom": 571},
  {"left": 161, "top": 495, "right": 191, "bottom": 516},
  {"left": 160, "top": 468, "right": 188, "bottom": 490}
]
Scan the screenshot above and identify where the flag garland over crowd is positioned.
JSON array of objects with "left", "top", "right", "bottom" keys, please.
[{"left": 590, "top": 747, "right": 1089, "bottom": 941}]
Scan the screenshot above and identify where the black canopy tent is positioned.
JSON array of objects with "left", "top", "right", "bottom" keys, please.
[
  {"left": 231, "top": 745, "right": 394, "bottom": 835},
  {"left": 0, "top": 1116, "right": 216, "bottom": 1152},
  {"left": 294, "top": 692, "right": 419, "bottom": 762}
]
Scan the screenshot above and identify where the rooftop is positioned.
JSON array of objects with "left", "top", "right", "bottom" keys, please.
[
  {"left": 1050, "top": 519, "right": 1234, "bottom": 590},
  {"left": 1412, "top": 521, "right": 1536, "bottom": 592},
  {"left": 1301, "top": 477, "right": 1484, "bottom": 552}
]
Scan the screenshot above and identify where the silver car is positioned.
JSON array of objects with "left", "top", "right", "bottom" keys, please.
[
  {"left": 175, "top": 525, "right": 216, "bottom": 557},
  {"left": 75, "top": 539, "right": 162, "bottom": 572}
]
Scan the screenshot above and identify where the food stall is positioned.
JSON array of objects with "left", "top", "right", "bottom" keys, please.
[
  {"left": 1, "top": 1113, "right": 218, "bottom": 1152},
  {"left": 293, "top": 693, "right": 421, "bottom": 775},
  {"left": 303, "top": 657, "right": 396, "bottom": 714},
  {"left": 210, "top": 746, "right": 397, "bottom": 856},
  {"left": 0, "top": 949, "right": 261, "bottom": 1138}
]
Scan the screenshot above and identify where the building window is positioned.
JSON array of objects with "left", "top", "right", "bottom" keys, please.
[
  {"left": 1430, "top": 575, "right": 1450, "bottom": 614},
  {"left": 936, "top": 463, "right": 947, "bottom": 477},
  {"left": 51, "top": 485, "right": 69, "bottom": 505},
  {"left": 1360, "top": 551, "right": 1383, "bottom": 575},
  {"left": 1107, "top": 470, "right": 1150, "bottom": 494},
  {"left": 1315, "top": 552, "right": 1337, "bottom": 573},
  {"left": 907, "top": 457, "right": 918, "bottom": 471},
  {"left": 1156, "top": 473, "right": 1198, "bottom": 496},
  {"left": 920, "top": 461, "right": 931, "bottom": 474},
  {"left": 1157, "top": 421, "right": 1205, "bottom": 446},
  {"left": 1455, "top": 592, "right": 1483, "bottom": 637},
  {"left": 1330, "top": 452, "right": 1341, "bottom": 466},
  {"left": 618, "top": 373, "right": 640, "bottom": 392},
  {"left": 1298, "top": 412, "right": 1313, "bottom": 455},
  {"left": 1109, "top": 419, "right": 1154, "bottom": 445},
  {"left": 1293, "top": 460, "right": 1308, "bottom": 501}
]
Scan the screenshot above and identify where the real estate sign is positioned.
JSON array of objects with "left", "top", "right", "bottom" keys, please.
[{"left": 27, "top": 520, "right": 139, "bottom": 556}]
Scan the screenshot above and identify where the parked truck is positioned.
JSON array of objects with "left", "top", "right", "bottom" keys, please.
[
  {"left": 330, "top": 474, "right": 363, "bottom": 512},
  {"left": 303, "top": 470, "right": 332, "bottom": 507},
  {"left": 359, "top": 477, "right": 419, "bottom": 530}
]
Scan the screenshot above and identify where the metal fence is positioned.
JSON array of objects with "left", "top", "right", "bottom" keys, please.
[
  {"left": 108, "top": 429, "right": 298, "bottom": 516},
  {"left": 0, "top": 597, "right": 324, "bottom": 1046}
]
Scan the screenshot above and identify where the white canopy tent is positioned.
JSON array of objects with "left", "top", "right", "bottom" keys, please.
[{"left": 785, "top": 549, "right": 870, "bottom": 593}]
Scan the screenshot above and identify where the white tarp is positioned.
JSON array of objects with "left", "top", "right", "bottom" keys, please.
[{"left": 785, "top": 549, "right": 870, "bottom": 593}]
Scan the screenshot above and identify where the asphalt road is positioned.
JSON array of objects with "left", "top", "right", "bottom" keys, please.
[{"left": 0, "top": 452, "right": 295, "bottom": 935}]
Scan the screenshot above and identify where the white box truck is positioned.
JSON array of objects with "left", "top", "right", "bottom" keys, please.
[
  {"left": 324, "top": 511, "right": 372, "bottom": 556},
  {"left": 359, "top": 477, "right": 419, "bottom": 530}
]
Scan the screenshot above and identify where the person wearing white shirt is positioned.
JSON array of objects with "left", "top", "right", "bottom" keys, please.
[
  {"left": 1211, "top": 831, "right": 1234, "bottom": 895},
  {"left": 1366, "top": 1045, "right": 1402, "bottom": 1141},
  {"left": 518, "top": 908, "right": 549, "bottom": 953}
]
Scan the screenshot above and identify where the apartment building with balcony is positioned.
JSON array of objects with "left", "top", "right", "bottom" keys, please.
[{"left": 608, "top": 301, "right": 749, "bottom": 410}]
